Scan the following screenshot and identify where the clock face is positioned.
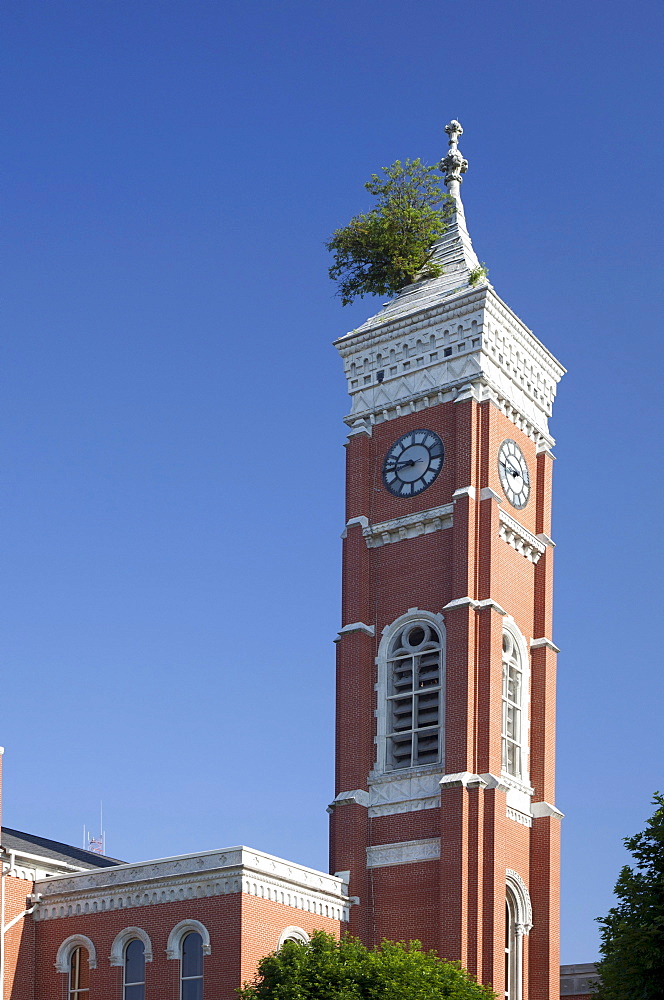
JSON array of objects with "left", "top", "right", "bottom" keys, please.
[
  {"left": 382, "top": 429, "right": 445, "bottom": 498},
  {"left": 498, "top": 439, "right": 530, "bottom": 509}
]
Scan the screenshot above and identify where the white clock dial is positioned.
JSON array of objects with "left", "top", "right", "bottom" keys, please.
[
  {"left": 383, "top": 429, "right": 445, "bottom": 498},
  {"left": 498, "top": 439, "right": 530, "bottom": 509}
]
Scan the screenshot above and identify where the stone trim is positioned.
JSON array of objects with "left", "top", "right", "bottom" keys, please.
[
  {"left": 506, "top": 869, "right": 533, "bottom": 934},
  {"left": 329, "top": 789, "right": 370, "bottom": 809},
  {"left": 506, "top": 807, "right": 533, "bottom": 828},
  {"left": 337, "top": 622, "right": 375, "bottom": 637},
  {"left": 109, "top": 926, "right": 153, "bottom": 966},
  {"left": 442, "top": 596, "right": 506, "bottom": 615},
  {"left": 452, "top": 485, "right": 476, "bottom": 500},
  {"left": 55, "top": 934, "right": 97, "bottom": 973},
  {"left": 166, "top": 919, "right": 211, "bottom": 959},
  {"left": 499, "top": 509, "right": 546, "bottom": 563},
  {"left": 366, "top": 838, "right": 440, "bottom": 868},
  {"left": 480, "top": 487, "right": 502, "bottom": 503},
  {"left": 277, "top": 926, "right": 310, "bottom": 948},
  {"left": 530, "top": 637, "right": 560, "bottom": 653},
  {"left": 361, "top": 504, "right": 453, "bottom": 548},
  {"left": 34, "top": 847, "right": 349, "bottom": 925},
  {"left": 439, "top": 772, "right": 487, "bottom": 790},
  {"left": 531, "top": 801, "right": 564, "bottom": 820}
]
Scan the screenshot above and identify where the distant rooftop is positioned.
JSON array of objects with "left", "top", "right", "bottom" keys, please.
[{"left": 2, "top": 826, "right": 124, "bottom": 869}]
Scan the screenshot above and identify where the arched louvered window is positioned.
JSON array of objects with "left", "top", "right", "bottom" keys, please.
[
  {"left": 386, "top": 619, "right": 443, "bottom": 770},
  {"left": 69, "top": 947, "right": 89, "bottom": 998},
  {"left": 124, "top": 939, "right": 145, "bottom": 1000},
  {"left": 181, "top": 932, "right": 204, "bottom": 1000},
  {"left": 502, "top": 629, "right": 524, "bottom": 778}
]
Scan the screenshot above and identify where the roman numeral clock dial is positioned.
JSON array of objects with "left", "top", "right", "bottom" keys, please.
[
  {"left": 382, "top": 430, "right": 445, "bottom": 498},
  {"left": 498, "top": 439, "right": 531, "bottom": 509}
]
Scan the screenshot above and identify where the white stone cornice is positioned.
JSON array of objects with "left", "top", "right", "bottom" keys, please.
[
  {"left": 480, "top": 486, "right": 502, "bottom": 503},
  {"left": 34, "top": 847, "right": 349, "bottom": 924},
  {"left": 537, "top": 532, "right": 555, "bottom": 547},
  {"left": 530, "top": 637, "right": 560, "bottom": 653},
  {"left": 453, "top": 485, "right": 476, "bottom": 500},
  {"left": 531, "top": 801, "right": 564, "bottom": 820},
  {"left": 366, "top": 838, "right": 440, "bottom": 868},
  {"left": 442, "top": 596, "right": 506, "bottom": 615},
  {"left": 439, "top": 772, "right": 487, "bottom": 790},
  {"left": 335, "top": 285, "right": 564, "bottom": 443},
  {"left": 337, "top": 622, "right": 375, "bottom": 637},
  {"left": 499, "top": 508, "right": 546, "bottom": 563},
  {"left": 361, "top": 504, "right": 453, "bottom": 548},
  {"left": 329, "top": 789, "right": 370, "bottom": 810},
  {"left": 341, "top": 515, "right": 369, "bottom": 538},
  {"left": 443, "top": 596, "right": 477, "bottom": 611},
  {"left": 475, "top": 598, "right": 508, "bottom": 615}
]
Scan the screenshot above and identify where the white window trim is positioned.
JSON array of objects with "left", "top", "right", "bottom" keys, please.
[
  {"left": 375, "top": 609, "right": 446, "bottom": 776},
  {"left": 55, "top": 934, "right": 97, "bottom": 973},
  {"left": 165, "top": 919, "right": 211, "bottom": 960},
  {"left": 277, "top": 926, "right": 310, "bottom": 948},
  {"left": 109, "top": 927, "right": 153, "bottom": 966},
  {"left": 501, "top": 617, "right": 530, "bottom": 785},
  {"left": 506, "top": 868, "right": 533, "bottom": 934}
]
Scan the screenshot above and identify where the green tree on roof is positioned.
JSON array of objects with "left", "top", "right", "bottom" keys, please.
[{"left": 326, "top": 159, "right": 453, "bottom": 306}]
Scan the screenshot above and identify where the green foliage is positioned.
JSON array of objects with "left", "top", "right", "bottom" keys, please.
[
  {"left": 238, "top": 930, "right": 496, "bottom": 1000},
  {"left": 468, "top": 263, "right": 489, "bottom": 287},
  {"left": 326, "top": 159, "right": 453, "bottom": 306},
  {"left": 594, "top": 792, "right": 664, "bottom": 999}
]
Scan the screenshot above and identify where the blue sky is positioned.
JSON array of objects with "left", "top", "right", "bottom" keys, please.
[{"left": 2, "top": 0, "right": 662, "bottom": 964}]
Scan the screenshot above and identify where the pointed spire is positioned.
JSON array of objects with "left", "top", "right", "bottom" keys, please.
[{"left": 440, "top": 120, "right": 468, "bottom": 203}]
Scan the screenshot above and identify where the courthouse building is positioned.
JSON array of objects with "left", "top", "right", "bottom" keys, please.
[{"left": 1, "top": 123, "right": 592, "bottom": 1000}]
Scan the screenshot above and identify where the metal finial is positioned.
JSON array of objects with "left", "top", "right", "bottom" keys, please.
[{"left": 441, "top": 120, "right": 468, "bottom": 195}]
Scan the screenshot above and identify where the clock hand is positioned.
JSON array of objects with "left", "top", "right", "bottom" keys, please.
[{"left": 396, "top": 459, "right": 417, "bottom": 469}]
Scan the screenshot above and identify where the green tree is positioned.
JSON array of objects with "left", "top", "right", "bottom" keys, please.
[
  {"left": 595, "top": 792, "right": 664, "bottom": 999},
  {"left": 326, "top": 159, "right": 453, "bottom": 306},
  {"left": 238, "top": 930, "right": 495, "bottom": 1000}
]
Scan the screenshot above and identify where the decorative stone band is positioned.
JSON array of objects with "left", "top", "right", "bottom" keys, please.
[
  {"left": 33, "top": 847, "right": 349, "bottom": 924},
  {"left": 360, "top": 504, "right": 453, "bottom": 549},
  {"left": 499, "top": 509, "right": 546, "bottom": 563},
  {"left": 366, "top": 838, "right": 440, "bottom": 869},
  {"left": 506, "top": 806, "right": 533, "bottom": 828}
]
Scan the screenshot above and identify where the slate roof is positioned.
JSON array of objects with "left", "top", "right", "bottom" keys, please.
[{"left": 2, "top": 826, "right": 124, "bottom": 869}]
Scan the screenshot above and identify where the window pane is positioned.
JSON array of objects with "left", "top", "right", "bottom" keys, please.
[
  {"left": 125, "top": 940, "right": 145, "bottom": 985},
  {"left": 125, "top": 985, "right": 145, "bottom": 1000},
  {"left": 182, "top": 979, "right": 203, "bottom": 1000},
  {"left": 182, "top": 932, "right": 203, "bottom": 978},
  {"left": 70, "top": 948, "right": 90, "bottom": 990}
]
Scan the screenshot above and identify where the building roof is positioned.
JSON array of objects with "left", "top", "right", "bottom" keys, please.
[{"left": 2, "top": 826, "right": 124, "bottom": 869}]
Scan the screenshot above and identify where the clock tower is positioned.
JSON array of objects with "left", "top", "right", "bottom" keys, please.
[{"left": 329, "top": 122, "right": 565, "bottom": 1000}]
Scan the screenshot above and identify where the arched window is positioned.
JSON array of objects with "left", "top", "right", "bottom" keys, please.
[
  {"left": 69, "top": 947, "right": 90, "bottom": 998},
  {"left": 385, "top": 617, "right": 443, "bottom": 770},
  {"left": 181, "top": 932, "right": 204, "bottom": 1000},
  {"left": 124, "top": 939, "right": 145, "bottom": 1000},
  {"left": 501, "top": 627, "right": 528, "bottom": 779},
  {"left": 505, "top": 889, "right": 520, "bottom": 1000},
  {"left": 180, "top": 931, "right": 203, "bottom": 1000},
  {"left": 277, "top": 926, "right": 310, "bottom": 948}
]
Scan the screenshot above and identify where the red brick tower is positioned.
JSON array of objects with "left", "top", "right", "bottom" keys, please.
[{"left": 329, "top": 121, "right": 565, "bottom": 1000}]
